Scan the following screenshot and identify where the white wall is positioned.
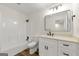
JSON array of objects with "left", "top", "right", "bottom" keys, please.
[
  {"left": 27, "top": 3, "right": 79, "bottom": 39},
  {"left": 27, "top": 11, "right": 45, "bottom": 36},
  {"left": 0, "top": 5, "right": 28, "bottom": 55},
  {"left": 72, "top": 4, "right": 79, "bottom": 37}
]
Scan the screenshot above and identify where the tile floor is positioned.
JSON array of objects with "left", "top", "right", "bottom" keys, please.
[{"left": 15, "top": 49, "right": 39, "bottom": 56}]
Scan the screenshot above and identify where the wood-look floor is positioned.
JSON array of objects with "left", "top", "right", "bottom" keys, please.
[{"left": 15, "top": 49, "right": 39, "bottom": 56}]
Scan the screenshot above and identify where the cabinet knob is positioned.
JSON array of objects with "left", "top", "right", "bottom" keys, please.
[
  {"left": 63, "top": 44, "right": 69, "bottom": 46},
  {"left": 45, "top": 46, "right": 48, "bottom": 50},
  {"left": 63, "top": 52, "right": 70, "bottom": 56}
]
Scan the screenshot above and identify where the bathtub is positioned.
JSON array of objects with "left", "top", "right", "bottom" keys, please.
[{"left": 0, "top": 42, "right": 28, "bottom": 56}]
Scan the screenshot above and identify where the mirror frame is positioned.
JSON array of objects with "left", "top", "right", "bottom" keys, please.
[{"left": 44, "top": 10, "right": 73, "bottom": 34}]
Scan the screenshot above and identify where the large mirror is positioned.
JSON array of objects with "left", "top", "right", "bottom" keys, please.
[{"left": 44, "top": 10, "right": 73, "bottom": 33}]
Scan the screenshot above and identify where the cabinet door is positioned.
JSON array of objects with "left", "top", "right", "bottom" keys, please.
[
  {"left": 46, "top": 39, "right": 58, "bottom": 56},
  {"left": 39, "top": 38, "right": 58, "bottom": 56},
  {"left": 76, "top": 44, "right": 79, "bottom": 56},
  {"left": 39, "top": 38, "right": 48, "bottom": 56}
]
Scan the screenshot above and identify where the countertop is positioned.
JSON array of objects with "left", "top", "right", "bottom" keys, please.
[{"left": 33, "top": 34, "right": 79, "bottom": 43}]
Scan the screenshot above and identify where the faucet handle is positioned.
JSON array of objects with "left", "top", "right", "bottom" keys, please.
[
  {"left": 51, "top": 33, "right": 54, "bottom": 36},
  {"left": 47, "top": 31, "right": 51, "bottom": 36},
  {"left": 49, "top": 32, "right": 51, "bottom": 35}
]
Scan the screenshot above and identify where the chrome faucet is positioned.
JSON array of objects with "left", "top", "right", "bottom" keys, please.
[
  {"left": 49, "top": 31, "right": 51, "bottom": 35},
  {"left": 47, "top": 31, "right": 54, "bottom": 36}
]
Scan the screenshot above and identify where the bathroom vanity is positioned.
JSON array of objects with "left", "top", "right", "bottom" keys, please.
[
  {"left": 39, "top": 35, "right": 79, "bottom": 56},
  {"left": 38, "top": 10, "right": 79, "bottom": 56}
]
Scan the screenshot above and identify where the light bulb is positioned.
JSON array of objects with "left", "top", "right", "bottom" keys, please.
[
  {"left": 55, "top": 24, "right": 60, "bottom": 28},
  {"left": 13, "top": 21, "right": 18, "bottom": 24}
]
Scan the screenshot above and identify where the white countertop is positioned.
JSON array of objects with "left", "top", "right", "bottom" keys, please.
[{"left": 33, "top": 35, "right": 79, "bottom": 43}]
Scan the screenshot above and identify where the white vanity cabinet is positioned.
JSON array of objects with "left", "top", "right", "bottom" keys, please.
[
  {"left": 39, "top": 36, "right": 79, "bottom": 56},
  {"left": 39, "top": 38, "right": 58, "bottom": 56}
]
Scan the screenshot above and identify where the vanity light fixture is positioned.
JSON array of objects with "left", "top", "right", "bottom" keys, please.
[
  {"left": 50, "top": 4, "right": 62, "bottom": 11},
  {"left": 46, "top": 4, "right": 62, "bottom": 15}
]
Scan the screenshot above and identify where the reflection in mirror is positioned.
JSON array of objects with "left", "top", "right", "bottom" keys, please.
[{"left": 55, "top": 19, "right": 65, "bottom": 32}]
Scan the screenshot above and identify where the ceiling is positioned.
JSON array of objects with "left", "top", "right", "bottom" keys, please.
[{"left": 0, "top": 3, "right": 55, "bottom": 15}]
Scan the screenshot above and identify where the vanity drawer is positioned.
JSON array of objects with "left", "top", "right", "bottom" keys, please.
[
  {"left": 58, "top": 40, "right": 77, "bottom": 56},
  {"left": 58, "top": 49, "right": 76, "bottom": 56},
  {"left": 58, "top": 40, "right": 77, "bottom": 50}
]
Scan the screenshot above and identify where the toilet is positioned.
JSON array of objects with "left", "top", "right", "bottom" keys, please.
[
  {"left": 26, "top": 36, "right": 38, "bottom": 54},
  {"left": 27, "top": 41, "right": 38, "bottom": 54},
  {"left": 27, "top": 41, "right": 38, "bottom": 49}
]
